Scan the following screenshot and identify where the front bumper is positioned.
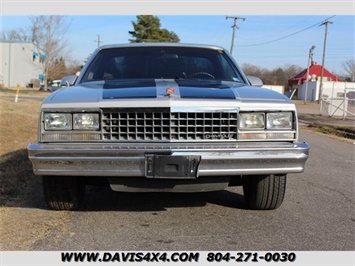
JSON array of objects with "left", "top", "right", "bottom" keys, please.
[{"left": 27, "top": 142, "right": 309, "bottom": 177}]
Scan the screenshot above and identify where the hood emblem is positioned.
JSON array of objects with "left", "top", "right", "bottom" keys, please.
[{"left": 166, "top": 87, "right": 174, "bottom": 95}]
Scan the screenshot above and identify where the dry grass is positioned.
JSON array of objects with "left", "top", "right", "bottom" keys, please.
[
  {"left": 0, "top": 97, "right": 42, "bottom": 205},
  {"left": 0, "top": 87, "right": 50, "bottom": 97},
  {"left": 307, "top": 124, "right": 355, "bottom": 140},
  {"left": 0, "top": 97, "right": 41, "bottom": 155}
]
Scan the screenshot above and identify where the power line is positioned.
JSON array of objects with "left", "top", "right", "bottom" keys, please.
[
  {"left": 236, "top": 15, "right": 336, "bottom": 47},
  {"left": 209, "top": 19, "right": 231, "bottom": 44}
]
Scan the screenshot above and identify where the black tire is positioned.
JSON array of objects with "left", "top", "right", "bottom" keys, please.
[
  {"left": 42, "top": 176, "right": 85, "bottom": 210},
  {"left": 242, "top": 175, "right": 286, "bottom": 210}
]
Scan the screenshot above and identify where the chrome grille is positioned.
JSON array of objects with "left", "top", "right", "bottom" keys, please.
[{"left": 102, "top": 109, "right": 237, "bottom": 141}]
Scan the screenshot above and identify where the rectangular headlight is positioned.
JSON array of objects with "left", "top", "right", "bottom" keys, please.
[
  {"left": 73, "top": 113, "right": 100, "bottom": 130},
  {"left": 239, "top": 113, "right": 265, "bottom": 130},
  {"left": 44, "top": 113, "right": 72, "bottom": 130},
  {"left": 266, "top": 112, "right": 292, "bottom": 129}
]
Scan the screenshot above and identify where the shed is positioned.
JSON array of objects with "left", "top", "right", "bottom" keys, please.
[
  {"left": 287, "top": 63, "right": 341, "bottom": 101},
  {"left": 288, "top": 62, "right": 340, "bottom": 86}
]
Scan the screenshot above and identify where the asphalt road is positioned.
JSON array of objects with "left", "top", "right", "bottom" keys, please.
[{"left": 2, "top": 130, "right": 354, "bottom": 251}]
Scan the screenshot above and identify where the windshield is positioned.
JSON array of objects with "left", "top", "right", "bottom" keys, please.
[{"left": 80, "top": 47, "right": 244, "bottom": 83}]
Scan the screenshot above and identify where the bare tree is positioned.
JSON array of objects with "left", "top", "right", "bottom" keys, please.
[
  {"left": 0, "top": 28, "right": 29, "bottom": 41},
  {"left": 241, "top": 63, "right": 266, "bottom": 78},
  {"left": 66, "top": 60, "right": 83, "bottom": 76},
  {"left": 242, "top": 63, "right": 302, "bottom": 87},
  {"left": 342, "top": 59, "right": 355, "bottom": 82},
  {"left": 1, "top": 16, "right": 72, "bottom": 89},
  {"left": 282, "top": 64, "right": 303, "bottom": 79},
  {"left": 28, "top": 16, "right": 71, "bottom": 89}
]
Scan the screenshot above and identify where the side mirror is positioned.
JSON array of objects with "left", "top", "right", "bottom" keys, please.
[
  {"left": 247, "top": 76, "right": 263, "bottom": 87},
  {"left": 60, "top": 75, "right": 78, "bottom": 87}
]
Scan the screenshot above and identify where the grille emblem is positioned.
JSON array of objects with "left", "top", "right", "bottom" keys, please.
[{"left": 166, "top": 87, "right": 174, "bottom": 95}]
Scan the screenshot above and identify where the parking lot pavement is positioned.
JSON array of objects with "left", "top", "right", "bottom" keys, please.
[{"left": 294, "top": 101, "right": 355, "bottom": 128}]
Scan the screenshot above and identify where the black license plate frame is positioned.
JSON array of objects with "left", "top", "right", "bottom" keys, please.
[{"left": 145, "top": 155, "right": 200, "bottom": 179}]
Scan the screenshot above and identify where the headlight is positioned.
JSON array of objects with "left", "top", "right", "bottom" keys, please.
[
  {"left": 239, "top": 113, "right": 265, "bottom": 130},
  {"left": 73, "top": 113, "right": 100, "bottom": 130},
  {"left": 267, "top": 112, "right": 292, "bottom": 129},
  {"left": 44, "top": 113, "right": 72, "bottom": 130}
]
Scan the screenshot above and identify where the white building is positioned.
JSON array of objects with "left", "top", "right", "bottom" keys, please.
[
  {"left": 0, "top": 41, "right": 45, "bottom": 88},
  {"left": 262, "top": 85, "right": 285, "bottom": 95},
  {"left": 287, "top": 62, "right": 346, "bottom": 101}
]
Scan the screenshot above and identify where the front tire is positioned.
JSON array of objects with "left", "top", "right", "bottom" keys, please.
[
  {"left": 242, "top": 175, "right": 286, "bottom": 210},
  {"left": 42, "top": 176, "right": 85, "bottom": 210}
]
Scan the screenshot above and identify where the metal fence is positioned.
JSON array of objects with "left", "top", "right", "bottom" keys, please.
[{"left": 320, "top": 84, "right": 355, "bottom": 120}]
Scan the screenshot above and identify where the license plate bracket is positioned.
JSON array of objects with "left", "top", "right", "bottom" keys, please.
[{"left": 145, "top": 155, "right": 200, "bottom": 179}]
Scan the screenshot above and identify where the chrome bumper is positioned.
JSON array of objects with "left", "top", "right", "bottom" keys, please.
[{"left": 27, "top": 142, "right": 309, "bottom": 177}]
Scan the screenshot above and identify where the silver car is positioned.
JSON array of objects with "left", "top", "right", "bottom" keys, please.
[{"left": 27, "top": 43, "right": 309, "bottom": 210}]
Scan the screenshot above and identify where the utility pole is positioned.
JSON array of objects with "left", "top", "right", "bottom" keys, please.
[
  {"left": 95, "top": 34, "right": 103, "bottom": 48},
  {"left": 318, "top": 20, "right": 333, "bottom": 106},
  {"left": 226, "top": 16, "right": 245, "bottom": 55},
  {"left": 304, "top": 45, "right": 316, "bottom": 104}
]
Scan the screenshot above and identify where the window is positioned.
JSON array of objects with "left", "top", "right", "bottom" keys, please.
[{"left": 81, "top": 47, "right": 243, "bottom": 82}]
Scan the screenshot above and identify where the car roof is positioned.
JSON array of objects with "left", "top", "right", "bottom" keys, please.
[{"left": 98, "top": 43, "right": 226, "bottom": 51}]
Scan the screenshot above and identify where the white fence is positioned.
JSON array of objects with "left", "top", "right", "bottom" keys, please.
[{"left": 320, "top": 83, "right": 355, "bottom": 119}]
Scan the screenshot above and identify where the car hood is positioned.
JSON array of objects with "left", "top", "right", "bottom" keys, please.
[{"left": 43, "top": 79, "right": 293, "bottom": 109}]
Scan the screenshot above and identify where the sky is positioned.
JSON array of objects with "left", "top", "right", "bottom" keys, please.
[{"left": 1, "top": 5, "right": 354, "bottom": 76}]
